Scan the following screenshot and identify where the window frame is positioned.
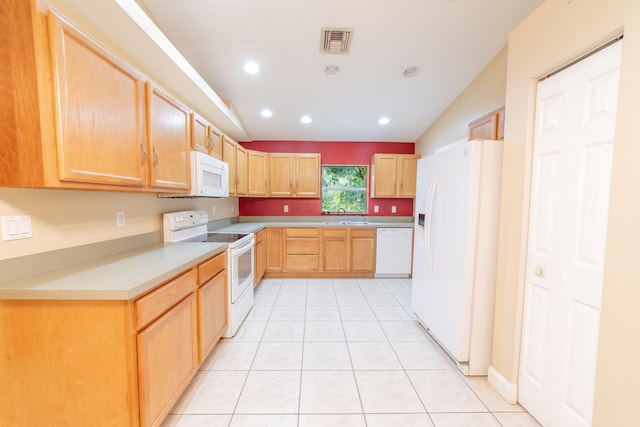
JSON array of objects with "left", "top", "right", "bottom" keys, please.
[{"left": 321, "top": 164, "right": 369, "bottom": 214}]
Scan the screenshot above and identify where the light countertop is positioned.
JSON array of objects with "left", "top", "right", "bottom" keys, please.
[
  {"left": 213, "top": 221, "right": 414, "bottom": 234},
  {"left": 0, "top": 242, "right": 227, "bottom": 301}
]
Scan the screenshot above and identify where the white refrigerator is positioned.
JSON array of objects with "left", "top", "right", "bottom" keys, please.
[{"left": 411, "top": 139, "right": 503, "bottom": 375}]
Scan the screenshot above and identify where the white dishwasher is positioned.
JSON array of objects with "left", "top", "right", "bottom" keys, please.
[{"left": 375, "top": 228, "right": 413, "bottom": 277}]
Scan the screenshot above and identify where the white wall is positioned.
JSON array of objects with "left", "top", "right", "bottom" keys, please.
[
  {"left": 0, "top": 188, "right": 238, "bottom": 260},
  {"left": 415, "top": 45, "right": 508, "bottom": 156},
  {"left": 496, "top": 0, "right": 640, "bottom": 424}
]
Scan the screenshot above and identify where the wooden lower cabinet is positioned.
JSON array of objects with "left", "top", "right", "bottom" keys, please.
[
  {"left": 265, "top": 228, "right": 284, "bottom": 273},
  {"left": 137, "top": 293, "right": 198, "bottom": 427},
  {"left": 0, "top": 253, "right": 227, "bottom": 427},
  {"left": 262, "top": 227, "right": 376, "bottom": 278},
  {"left": 350, "top": 228, "right": 376, "bottom": 273},
  {"left": 285, "top": 228, "right": 320, "bottom": 272},
  {"left": 254, "top": 229, "right": 267, "bottom": 285},
  {"left": 322, "top": 229, "right": 349, "bottom": 272}
]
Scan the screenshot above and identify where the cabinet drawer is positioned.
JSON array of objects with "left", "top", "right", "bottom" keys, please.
[
  {"left": 286, "top": 228, "right": 319, "bottom": 238},
  {"left": 198, "top": 252, "right": 227, "bottom": 285},
  {"left": 135, "top": 270, "right": 197, "bottom": 330},
  {"left": 286, "top": 239, "right": 319, "bottom": 254},
  {"left": 351, "top": 228, "right": 376, "bottom": 238},
  {"left": 286, "top": 255, "right": 319, "bottom": 272},
  {"left": 323, "top": 229, "right": 348, "bottom": 239}
]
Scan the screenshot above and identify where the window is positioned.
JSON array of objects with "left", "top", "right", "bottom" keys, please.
[{"left": 321, "top": 165, "right": 368, "bottom": 213}]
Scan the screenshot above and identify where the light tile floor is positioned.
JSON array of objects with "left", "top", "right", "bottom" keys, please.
[{"left": 163, "top": 278, "right": 541, "bottom": 427}]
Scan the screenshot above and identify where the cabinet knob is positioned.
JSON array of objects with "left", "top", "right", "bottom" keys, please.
[
  {"left": 534, "top": 266, "right": 544, "bottom": 277},
  {"left": 152, "top": 147, "right": 159, "bottom": 165}
]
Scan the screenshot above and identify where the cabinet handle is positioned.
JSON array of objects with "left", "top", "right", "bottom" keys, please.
[
  {"left": 140, "top": 144, "right": 147, "bottom": 164},
  {"left": 152, "top": 147, "right": 159, "bottom": 165}
]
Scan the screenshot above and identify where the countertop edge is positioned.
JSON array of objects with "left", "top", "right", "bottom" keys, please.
[{"left": 0, "top": 243, "right": 227, "bottom": 301}]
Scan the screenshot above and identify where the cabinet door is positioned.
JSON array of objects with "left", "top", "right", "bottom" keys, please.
[
  {"left": 190, "top": 112, "right": 210, "bottom": 154},
  {"left": 209, "top": 126, "right": 223, "bottom": 159},
  {"left": 397, "top": 155, "right": 419, "bottom": 198},
  {"left": 236, "top": 144, "right": 248, "bottom": 196},
  {"left": 248, "top": 150, "right": 267, "bottom": 196},
  {"left": 295, "top": 154, "right": 321, "bottom": 197},
  {"left": 49, "top": 14, "right": 146, "bottom": 188},
  {"left": 223, "top": 137, "right": 237, "bottom": 195},
  {"left": 268, "top": 154, "right": 294, "bottom": 196},
  {"left": 146, "top": 83, "right": 190, "bottom": 191},
  {"left": 137, "top": 293, "right": 198, "bottom": 427},
  {"left": 322, "top": 229, "right": 349, "bottom": 272},
  {"left": 198, "top": 270, "right": 227, "bottom": 364},
  {"left": 350, "top": 229, "right": 376, "bottom": 273},
  {"left": 255, "top": 239, "right": 265, "bottom": 286},
  {"left": 265, "top": 228, "right": 284, "bottom": 272},
  {"left": 371, "top": 154, "right": 398, "bottom": 197}
]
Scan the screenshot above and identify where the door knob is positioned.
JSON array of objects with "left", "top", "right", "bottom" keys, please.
[{"left": 534, "top": 266, "right": 544, "bottom": 277}]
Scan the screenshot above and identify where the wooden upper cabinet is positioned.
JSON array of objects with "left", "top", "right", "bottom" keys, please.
[
  {"left": 191, "top": 112, "right": 223, "bottom": 160},
  {"left": 222, "top": 136, "right": 238, "bottom": 195},
  {"left": 295, "top": 153, "right": 321, "bottom": 197},
  {"left": 370, "top": 153, "right": 419, "bottom": 198},
  {"left": 236, "top": 144, "right": 248, "bottom": 196},
  {"left": 268, "top": 153, "right": 295, "bottom": 197},
  {"left": 209, "top": 126, "right": 223, "bottom": 159},
  {"left": 268, "top": 153, "right": 320, "bottom": 198},
  {"left": 146, "top": 83, "right": 190, "bottom": 191},
  {"left": 371, "top": 154, "right": 398, "bottom": 197},
  {"left": 49, "top": 12, "right": 147, "bottom": 188},
  {"left": 190, "top": 112, "right": 210, "bottom": 154},
  {"left": 222, "top": 136, "right": 249, "bottom": 196},
  {"left": 397, "top": 155, "right": 419, "bottom": 198},
  {"left": 248, "top": 150, "right": 267, "bottom": 196},
  {"left": 468, "top": 106, "right": 505, "bottom": 141}
]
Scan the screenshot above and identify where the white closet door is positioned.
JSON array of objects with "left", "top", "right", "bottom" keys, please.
[{"left": 519, "top": 40, "right": 621, "bottom": 427}]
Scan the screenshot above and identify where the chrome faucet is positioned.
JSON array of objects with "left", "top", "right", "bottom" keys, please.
[{"left": 337, "top": 208, "right": 347, "bottom": 224}]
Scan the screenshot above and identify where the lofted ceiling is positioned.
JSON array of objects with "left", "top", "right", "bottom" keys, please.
[
  {"left": 137, "top": 0, "right": 543, "bottom": 142},
  {"left": 43, "top": 0, "right": 544, "bottom": 143}
]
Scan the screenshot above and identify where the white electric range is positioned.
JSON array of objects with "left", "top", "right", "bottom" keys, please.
[{"left": 163, "top": 210, "right": 254, "bottom": 337}]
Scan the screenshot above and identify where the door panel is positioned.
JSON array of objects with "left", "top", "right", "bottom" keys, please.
[{"left": 519, "top": 40, "right": 621, "bottom": 427}]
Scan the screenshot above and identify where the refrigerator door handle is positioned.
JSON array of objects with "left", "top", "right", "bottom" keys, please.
[{"left": 426, "top": 177, "right": 438, "bottom": 272}]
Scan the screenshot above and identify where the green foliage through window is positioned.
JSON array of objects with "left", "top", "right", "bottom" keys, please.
[{"left": 322, "top": 165, "right": 368, "bottom": 213}]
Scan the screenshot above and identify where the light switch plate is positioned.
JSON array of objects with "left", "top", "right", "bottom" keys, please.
[{"left": 2, "top": 215, "right": 32, "bottom": 241}]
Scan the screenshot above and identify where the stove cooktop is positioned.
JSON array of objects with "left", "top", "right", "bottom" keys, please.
[{"left": 204, "top": 233, "right": 250, "bottom": 243}]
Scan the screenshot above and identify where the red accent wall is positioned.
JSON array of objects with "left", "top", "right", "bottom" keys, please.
[{"left": 238, "top": 141, "right": 415, "bottom": 217}]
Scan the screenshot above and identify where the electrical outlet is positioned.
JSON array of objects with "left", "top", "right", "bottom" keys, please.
[
  {"left": 116, "top": 211, "right": 125, "bottom": 227},
  {"left": 374, "top": 205, "right": 379, "bottom": 213},
  {"left": 211, "top": 206, "right": 217, "bottom": 216},
  {"left": 391, "top": 206, "right": 397, "bottom": 214},
  {"left": 284, "top": 205, "right": 289, "bottom": 213}
]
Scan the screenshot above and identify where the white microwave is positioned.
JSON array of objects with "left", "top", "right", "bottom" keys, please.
[
  {"left": 160, "top": 151, "right": 229, "bottom": 198},
  {"left": 190, "top": 151, "right": 229, "bottom": 197}
]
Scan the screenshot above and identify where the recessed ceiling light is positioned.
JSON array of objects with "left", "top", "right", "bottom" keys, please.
[
  {"left": 260, "top": 109, "right": 272, "bottom": 118},
  {"left": 378, "top": 117, "right": 390, "bottom": 125},
  {"left": 300, "top": 115, "right": 312, "bottom": 124},
  {"left": 244, "top": 61, "right": 260, "bottom": 74},
  {"left": 403, "top": 66, "right": 419, "bottom": 77},
  {"left": 324, "top": 65, "right": 341, "bottom": 76}
]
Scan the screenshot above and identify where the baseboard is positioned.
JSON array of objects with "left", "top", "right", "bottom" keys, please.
[{"left": 487, "top": 365, "right": 518, "bottom": 404}]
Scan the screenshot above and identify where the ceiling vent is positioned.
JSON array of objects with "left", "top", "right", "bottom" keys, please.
[{"left": 321, "top": 28, "right": 353, "bottom": 54}]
